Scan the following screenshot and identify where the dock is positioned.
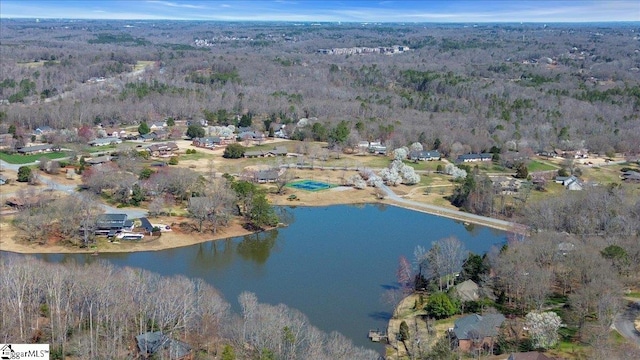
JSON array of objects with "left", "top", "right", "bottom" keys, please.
[{"left": 368, "top": 329, "right": 388, "bottom": 343}]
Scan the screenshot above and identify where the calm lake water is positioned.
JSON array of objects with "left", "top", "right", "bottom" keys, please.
[{"left": 20, "top": 204, "right": 506, "bottom": 350}]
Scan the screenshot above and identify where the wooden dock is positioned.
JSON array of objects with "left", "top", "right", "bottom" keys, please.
[{"left": 368, "top": 329, "right": 388, "bottom": 343}]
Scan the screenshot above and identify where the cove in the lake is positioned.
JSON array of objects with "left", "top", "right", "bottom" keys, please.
[{"left": 26, "top": 204, "right": 506, "bottom": 350}]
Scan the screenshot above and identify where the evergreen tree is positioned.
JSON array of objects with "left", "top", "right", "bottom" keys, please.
[{"left": 138, "top": 122, "right": 150, "bottom": 135}]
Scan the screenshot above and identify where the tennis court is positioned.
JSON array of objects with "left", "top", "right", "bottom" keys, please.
[{"left": 287, "top": 180, "right": 334, "bottom": 192}]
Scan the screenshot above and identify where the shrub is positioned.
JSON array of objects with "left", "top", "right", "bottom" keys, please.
[
  {"left": 168, "top": 156, "right": 179, "bottom": 165},
  {"left": 223, "top": 143, "right": 246, "bottom": 159}
]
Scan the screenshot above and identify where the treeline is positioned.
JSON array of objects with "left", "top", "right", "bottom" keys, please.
[
  {"left": 0, "top": 256, "right": 378, "bottom": 359},
  {"left": 1, "top": 20, "right": 639, "bottom": 157}
]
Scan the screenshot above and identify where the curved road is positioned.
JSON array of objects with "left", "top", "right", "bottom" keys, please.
[
  {"left": 614, "top": 301, "right": 640, "bottom": 347},
  {"left": 377, "top": 183, "right": 515, "bottom": 230}
]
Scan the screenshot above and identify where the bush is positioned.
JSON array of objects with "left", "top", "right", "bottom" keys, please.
[
  {"left": 17, "top": 166, "right": 32, "bottom": 182},
  {"left": 425, "top": 292, "right": 457, "bottom": 319},
  {"left": 168, "top": 156, "right": 179, "bottom": 165},
  {"left": 223, "top": 143, "right": 246, "bottom": 159}
]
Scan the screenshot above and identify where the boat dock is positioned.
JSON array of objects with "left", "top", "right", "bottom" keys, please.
[{"left": 368, "top": 329, "right": 388, "bottom": 343}]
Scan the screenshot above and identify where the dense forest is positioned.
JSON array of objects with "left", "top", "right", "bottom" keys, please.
[
  {"left": 0, "top": 256, "right": 378, "bottom": 359},
  {"left": 1, "top": 20, "right": 639, "bottom": 157},
  {"left": 2, "top": 19, "right": 640, "bottom": 359}
]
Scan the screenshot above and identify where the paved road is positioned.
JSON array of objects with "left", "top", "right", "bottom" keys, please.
[
  {"left": 614, "top": 301, "right": 640, "bottom": 347},
  {"left": 377, "top": 183, "right": 515, "bottom": 230}
]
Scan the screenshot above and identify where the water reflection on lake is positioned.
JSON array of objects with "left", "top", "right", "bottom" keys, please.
[{"left": 28, "top": 204, "right": 506, "bottom": 349}]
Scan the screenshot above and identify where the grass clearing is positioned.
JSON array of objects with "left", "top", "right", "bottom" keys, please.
[
  {"left": 0, "top": 151, "right": 68, "bottom": 164},
  {"left": 528, "top": 159, "right": 558, "bottom": 172},
  {"left": 134, "top": 60, "right": 155, "bottom": 71}
]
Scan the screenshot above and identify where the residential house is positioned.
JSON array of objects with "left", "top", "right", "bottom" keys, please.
[
  {"left": 139, "top": 217, "right": 155, "bottom": 234},
  {"left": 103, "top": 128, "right": 127, "bottom": 138},
  {"left": 138, "top": 133, "right": 157, "bottom": 142},
  {"left": 622, "top": 171, "right": 640, "bottom": 182},
  {"left": 357, "top": 141, "right": 371, "bottom": 153},
  {"left": 94, "top": 213, "right": 134, "bottom": 236},
  {"left": 237, "top": 130, "right": 266, "bottom": 142},
  {"left": 554, "top": 175, "right": 583, "bottom": 190},
  {"left": 244, "top": 146, "right": 288, "bottom": 158},
  {"left": 34, "top": 126, "right": 54, "bottom": 135},
  {"left": 88, "top": 137, "right": 122, "bottom": 146},
  {"left": 150, "top": 121, "right": 167, "bottom": 130},
  {"left": 253, "top": 169, "right": 280, "bottom": 183},
  {"left": 408, "top": 150, "right": 441, "bottom": 161},
  {"left": 368, "top": 142, "right": 387, "bottom": 155},
  {"left": 0, "top": 175, "right": 8, "bottom": 185},
  {"left": 454, "top": 280, "right": 480, "bottom": 302},
  {"left": 508, "top": 352, "right": 555, "bottom": 360},
  {"left": 85, "top": 155, "right": 112, "bottom": 166},
  {"left": 192, "top": 137, "right": 221, "bottom": 149},
  {"left": 451, "top": 313, "right": 505, "bottom": 352},
  {"left": 146, "top": 142, "right": 179, "bottom": 157},
  {"left": 5, "top": 195, "right": 54, "bottom": 210},
  {"left": 457, "top": 153, "right": 493, "bottom": 163},
  {"left": 272, "top": 123, "right": 288, "bottom": 138},
  {"left": 17, "top": 144, "right": 54, "bottom": 154},
  {"left": 151, "top": 129, "right": 168, "bottom": 140},
  {"left": 490, "top": 176, "right": 522, "bottom": 194},
  {"left": 136, "top": 331, "right": 192, "bottom": 360}
]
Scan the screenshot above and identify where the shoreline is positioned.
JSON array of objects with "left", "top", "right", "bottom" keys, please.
[{"left": 0, "top": 194, "right": 512, "bottom": 255}]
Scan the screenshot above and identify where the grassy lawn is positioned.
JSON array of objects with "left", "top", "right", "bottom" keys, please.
[
  {"left": 179, "top": 151, "right": 214, "bottom": 161},
  {"left": 0, "top": 151, "right": 68, "bottom": 164},
  {"left": 134, "top": 60, "right": 155, "bottom": 71},
  {"left": 582, "top": 166, "right": 622, "bottom": 184},
  {"left": 528, "top": 159, "right": 558, "bottom": 172},
  {"left": 403, "top": 160, "right": 444, "bottom": 172}
]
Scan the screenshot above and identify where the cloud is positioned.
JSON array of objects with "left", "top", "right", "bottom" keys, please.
[{"left": 146, "top": 1, "right": 207, "bottom": 10}]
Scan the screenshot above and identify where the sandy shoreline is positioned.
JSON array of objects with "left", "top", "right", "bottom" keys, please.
[{"left": 0, "top": 186, "right": 511, "bottom": 255}]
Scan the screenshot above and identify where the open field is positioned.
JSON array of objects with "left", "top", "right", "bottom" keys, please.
[
  {"left": 133, "top": 60, "right": 155, "bottom": 71},
  {"left": 0, "top": 151, "right": 68, "bottom": 164}
]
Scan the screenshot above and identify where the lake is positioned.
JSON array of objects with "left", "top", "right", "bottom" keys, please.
[{"left": 25, "top": 204, "right": 506, "bottom": 350}]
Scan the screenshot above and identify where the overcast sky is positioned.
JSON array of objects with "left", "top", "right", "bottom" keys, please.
[{"left": 1, "top": 1, "right": 638, "bottom": 22}]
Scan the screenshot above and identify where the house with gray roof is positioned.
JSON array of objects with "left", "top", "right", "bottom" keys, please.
[
  {"left": 135, "top": 331, "right": 191, "bottom": 360},
  {"left": 452, "top": 313, "right": 505, "bottom": 352},
  {"left": 244, "top": 146, "right": 288, "bottom": 158},
  {"left": 17, "top": 144, "right": 55, "bottom": 154},
  {"left": 88, "top": 137, "right": 122, "bottom": 147},
  {"left": 95, "top": 213, "right": 134, "bottom": 236},
  {"left": 457, "top": 153, "right": 493, "bottom": 163},
  {"left": 454, "top": 280, "right": 480, "bottom": 302},
  {"left": 408, "top": 150, "right": 441, "bottom": 161}
]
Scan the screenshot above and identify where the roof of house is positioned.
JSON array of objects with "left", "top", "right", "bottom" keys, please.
[
  {"left": 88, "top": 137, "right": 122, "bottom": 145},
  {"left": 455, "top": 280, "right": 480, "bottom": 302},
  {"left": 256, "top": 169, "right": 279, "bottom": 181},
  {"left": 96, "top": 214, "right": 130, "bottom": 228},
  {"left": 86, "top": 155, "right": 112, "bottom": 165},
  {"left": 622, "top": 171, "right": 640, "bottom": 181},
  {"left": 409, "top": 150, "right": 441, "bottom": 159},
  {"left": 147, "top": 142, "right": 178, "bottom": 152},
  {"left": 17, "top": 144, "right": 53, "bottom": 153},
  {"left": 135, "top": 331, "right": 191, "bottom": 359},
  {"left": 139, "top": 217, "right": 154, "bottom": 232},
  {"left": 453, "top": 313, "right": 505, "bottom": 340},
  {"left": 508, "top": 352, "right": 555, "bottom": 360},
  {"left": 457, "top": 153, "right": 493, "bottom": 161}
]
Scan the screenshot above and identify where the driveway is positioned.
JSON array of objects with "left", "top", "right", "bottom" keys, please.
[{"left": 614, "top": 301, "right": 640, "bottom": 347}]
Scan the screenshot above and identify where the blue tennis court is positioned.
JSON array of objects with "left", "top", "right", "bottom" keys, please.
[{"left": 287, "top": 180, "right": 334, "bottom": 192}]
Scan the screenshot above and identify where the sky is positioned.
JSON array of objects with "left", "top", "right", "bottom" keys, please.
[{"left": 0, "top": 0, "right": 638, "bottom": 23}]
